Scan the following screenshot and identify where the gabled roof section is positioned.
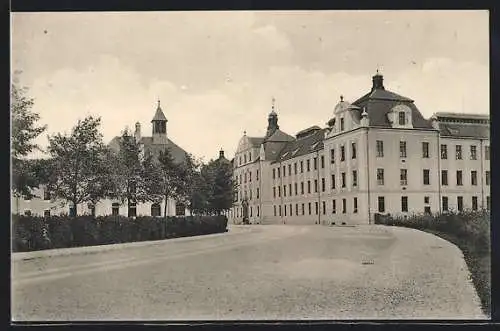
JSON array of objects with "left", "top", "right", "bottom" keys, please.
[
  {"left": 272, "top": 127, "right": 327, "bottom": 164},
  {"left": 152, "top": 106, "right": 167, "bottom": 122},
  {"left": 140, "top": 137, "right": 187, "bottom": 164},
  {"left": 264, "top": 129, "right": 295, "bottom": 143}
]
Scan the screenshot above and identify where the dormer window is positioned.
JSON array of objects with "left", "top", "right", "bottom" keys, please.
[{"left": 399, "top": 112, "right": 406, "bottom": 125}]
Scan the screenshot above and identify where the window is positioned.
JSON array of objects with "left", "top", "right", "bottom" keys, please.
[
  {"left": 308, "top": 203, "right": 311, "bottom": 215},
  {"left": 376, "top": 140, "right": 384, "bottom": 157},
  {"left": 44, "top": 209, "right": 50, "bottom": 218},
  {"left": 283, "top": 185, "right": 286, "bottom": 197},
  {"left": 487, "top": 196, "right": 491, "bottom": 210},
  {"left": 257, "top": 188, "right": 260, "bottom": 199},
  {"left": 340, "top": 118, "right": 345, "bottom": 131},
  {"left": 284, "top": 205, "right": 286, "bottom": 216},
  {"left": 244, "top": 154, "right": 247, "bottom": 163},
  {"left": 257, "top": 206, "right": 260, "bottom": 217},
  {"left": 278, "top": 186, "right": 281, "bottom": 197},
  {"left": 174, "top": 203, "right": 185, "bottom": 216},
  {"left": 295, "top": 204, "right": 298, "bottom": 216},
  {"left": 332, "top": 200, "right": 336, "bottom": 214},
  {"left": 302, "top": 203, "right": 305, "bottom": 215},
  {"left": 442, "top": 196, "right": 449, "bottom": 212},
  {"left": 341, "top": 146, "right": 345, "bottom": 161},
  {"left": 43, "top": 190, "right": 51, "bottom": 201},
  {"left": 485, "top": 146, "right": 490, "bottom": 160},
  {"left": 377, "top": 168, "right": 384, "bottom": 185},
  {"left": 470, "top": 145, "right": 477, "bottom": 160},
  {"left": 24, "top": 210, "right": 32, "bottom": 216},
  {"left": 244, "top": 173, "right": 247, "bottom": 183},
  {"left": 471, "top": 171, "right": 477, "bottom": 186},
  {"left": 422, "top": 142, "right": 429, "bottom": 158},
  {"left": 250, "top": 171, "right": 253, "bottom": 182},
  {"left": 441, "top": 144, "right": 447, "bottom": 159},
  {"left": 397, "top": 111, "right": 405, "bottom": 125},
  {"left": 472, "top": 196, "right": 478, "bottom": 211},
  {"left": 424, "top": 206, "right": 431, "bottom": 215},
  {"left": 400, "top": 141, "right": 407, "bottom": 158},
  {"left": 456, "top": 170, "right": 463, "bottom": 186},
  {"left": 240, "top": 174, "right": 242, "bottom": 183},
  {"left": 441, "top": 170, "right": 448, "bottom": 186},
  {"left": 401, "top": 196, "right": 408, "bottom": 212},
  {"left": 352, "top": 143, "right": 357, "bottom": 159},
  {"left": 277, "top": 168, "right": 281, "bottom": 178},
  {"left": 352, "top": 170, "right": 358, "bottom": 187},
  {"left": 321, "top": 155, "right": 325, "bottom": 168},
  {"left": 307, "top": 160, "right": 310, "bottom": 171},
  {"left": 294, "top": 163, "right": 297, "bottom": 174},
  {"left": 400, "top": 169, "right": 407, "bottom": 186},
  {"left": 322, "top": 201, "right": 326, "bottom": 215},
  {"left": 330, "top": 149, "right": 335, "bottom": 163},
  {"left": 256, "top": 170, "right": 259, "bottom": 181},
  {"left": 274, "top": 205, "right": 277, "bottom": 216},
  {"left": 331, "top": 174, "right": 336, "bottom": 189},
  {"left": 321, "top": 178, "right": 326, "bottom": 192},
  {"left": 378, "top": 197, "right": 385, "bottom": 213},
  {"left": 273, "top": 187, "right": 276, "bottom": 198},
  {"left": 342, "top": 199, "right": 347, "bottom": 214},
  {"left": 486, "top": 171, "right": 490, "bottom": 185},
  {"left": 301, "top": 182, "right": 304, "bottom": 194},
  {"left": 424, "top": 196, "right": 430, "bottom": 204},
  {"left": 423, "top": 169, "right": 430, "bottom": 185},
  {"left": 250, "top": 206, "right": 253, "bottom": 217},
  {"left": 88, "top": 203, "right": 96, "bottom": 217},
  {"left": 288, "top": 164, "right": 292, "bottom": 176},
  {"left": 294, "top": 183, "right": 298, "bottom": 195},
  {"left": 314, "top": 157, "right": 318, "bottom": 170},
  {"left": 283, "top": 165, "right": 286, "bottom": 177},
  {"left": 289, "top": 184, "right": 292, "bottom": 196},
  {"left": 353, "top": 197, "right": 358, "bottom": 213},
  {"left": 457, "top": 196, "right": 463, "bottom": 212},
  {"left": 279, "top": 205, "right": 282, "bottom": 216},
  {"left": 112, "top": 203, "right": 120, "bottom": 216},
  {"left": 151, "top": 203, "right": 161, "bottom": 216},
  {"left": 456, "top": 145, "right": 462, "bottom": 160},
  {"left": 300, "top": 161, "right": 304, "bottom": 173},
  {"left": 341, "top": 172, "right": 346, "bottom": 188},
  {"left": 314, "top": 179, "right": 318, "bottom": 193},
  {"left": 307, "top": 181, "right": 311, "bottom": 193}
]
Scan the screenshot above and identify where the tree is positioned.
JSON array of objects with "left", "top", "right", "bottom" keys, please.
[
  {"left": 207, "top": 158, "right": 235, "bottom": 215},
  {"left": 111, "top": 128, "right": 148, "bottom": 216},
  {"left": 11, "top": 82, "right": 47, "bottom": 198},
  {"left": 47, "top": 116, "right": 111, "bottom": 216}
]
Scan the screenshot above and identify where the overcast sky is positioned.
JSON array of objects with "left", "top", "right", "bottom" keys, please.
[{"left": 11, "top": 10, "right": 489, "bottom": 162}]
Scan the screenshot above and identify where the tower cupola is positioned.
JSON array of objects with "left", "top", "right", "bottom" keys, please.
[{"left": 151, "top": 99, "right": 168, "bottom": 145}]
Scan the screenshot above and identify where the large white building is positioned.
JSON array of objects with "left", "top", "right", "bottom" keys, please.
[
  {"left": 12, "top": 101, "right": 193, "bottom": 217},
  {"left": 229, "top": 72, "right": 490, "bottom": 225}
]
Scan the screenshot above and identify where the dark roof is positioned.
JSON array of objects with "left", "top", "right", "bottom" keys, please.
[
  {"left": 140, "top": 137, "right": 187, "bottom": 163},
  {"left": 296, "top": 125, "right": 321, "bottom": 139},
  {"left": 437, "top": 123, "right": 490, "bottom": 139},
  {"left": 352, "top": 87, "right": 433, "bottom": 129},
  {"left": 272, "top": 128, "right": 327, "bottom": 164},
  {"left": 263, "top": 129, "right": 296, "bottom": 161},
  {"left": 108, "top": 136, "right": 188, "bottom": 164},
  {"left": 152, "top": 107, "right": 167, "bottom": 122}
]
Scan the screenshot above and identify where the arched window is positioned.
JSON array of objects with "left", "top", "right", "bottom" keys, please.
[{"left": 151, "top": 203, "right": 161, "bottom": 217}]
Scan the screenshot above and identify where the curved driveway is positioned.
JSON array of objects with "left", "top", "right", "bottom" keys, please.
[{"left": 12, "top": 224, "right": 485, "bottom": 320}]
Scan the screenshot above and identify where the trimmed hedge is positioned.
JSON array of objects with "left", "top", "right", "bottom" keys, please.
[
  {"left": 12, "top": 214, "right": 228, "bottom": 253},
  {"left": 374, "top": 210, "right": 490, "bottom": 317}
]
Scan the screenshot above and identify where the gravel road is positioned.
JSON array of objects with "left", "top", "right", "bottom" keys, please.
[{"left": 11, "top": 224, "right": 485, "bottom": 321}]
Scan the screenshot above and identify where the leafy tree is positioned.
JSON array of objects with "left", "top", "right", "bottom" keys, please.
[
  {"left": 111, "top": 128, "right": 148, "bottom": 216},
  {"left": 47, "top": 116, "right": 111, "bottom": 216},
  {"left": 207, "top": 157, "right": 235, "bottom": 215},
  {"left": 11, "top": 82, "right": 47, "bottom": 198}
]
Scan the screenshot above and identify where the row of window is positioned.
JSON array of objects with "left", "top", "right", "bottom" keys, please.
[
  {"left": 442, "top": 196, "right": 491, "bottom": 212},
  {"left": 233, "top": 205, "right": 260, "bottom": 218},
  {"left": 236, "top": 187, "right": 260, "bottom": 201},
  {"left": 273, "top": 155, "right": 326, "bottom": 178},
  {"left": 237, "top": 151, "right": 254, "bottom": 167},
  {"left": 383, "top": 140, "right": 490, "bottom": 160},
  {"left": 236, "top": 169, "right": 260, "bottom": 184},
  {"left": 379, "top": 169, "right": 490, "bottom": 186},
  {"left": 273, "top": 198, "right": 359, "bottom": 217}
]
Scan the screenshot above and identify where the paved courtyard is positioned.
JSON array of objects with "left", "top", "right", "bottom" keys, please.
[{"left": 11, "top": 224, "right": 485, "bottom": 321}]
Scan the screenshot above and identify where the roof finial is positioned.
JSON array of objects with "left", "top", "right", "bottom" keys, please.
[
  {"left": 243, "top": 130, "right": 247, "bottom": 136},
  {"left": 340, "top": 95, "right": 344, "bottom": 102},
  {"left": 157, "top": 98, "right": 161, "bottom": 108},
  {"left": 272, "top": 96, "right": 275, "bottom": 110}
]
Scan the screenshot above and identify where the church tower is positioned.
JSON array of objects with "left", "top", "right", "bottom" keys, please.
[
  {"left": 266, "top": 97, "right": 279, "bottom": 137},
  {"left": 151, "top": 99, "right": 168, "bottom": 145}
]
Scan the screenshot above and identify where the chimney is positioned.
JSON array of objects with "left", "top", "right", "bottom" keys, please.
[
  {"left": 372, "top": 70, "right": 384, "bottom": 90},
  {"left": 134, "top": 122, "right": 141, "bottom": 141},
  {"left": 219, "top": 149, "right": 225, "bottom": 159}
]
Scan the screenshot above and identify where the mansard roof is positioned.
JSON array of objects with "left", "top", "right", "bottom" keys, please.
[{"left": 272, "top": 127, "right": 327, "bottom": 164}]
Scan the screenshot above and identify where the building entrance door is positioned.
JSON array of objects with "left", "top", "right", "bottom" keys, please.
[{"left": 242, "top": 199, "right": 249, "bottom": 224}]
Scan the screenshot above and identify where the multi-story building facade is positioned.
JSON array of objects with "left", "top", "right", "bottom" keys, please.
[
  {"left": 12, "top": 101, "right": 194, "bottom": 217},
  {"left": 229, "top": 72, "right": 490, "bottom": 225}
]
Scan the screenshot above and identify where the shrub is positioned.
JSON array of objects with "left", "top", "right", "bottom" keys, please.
[{"left": 11, "top": 214, "right": 228, "bottom": 253}]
